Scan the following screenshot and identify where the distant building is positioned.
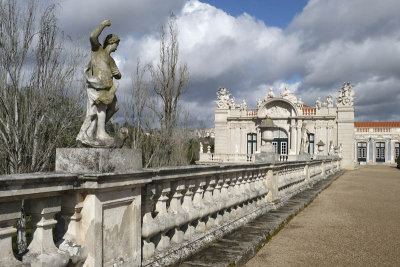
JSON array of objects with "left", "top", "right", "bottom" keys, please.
[
  {"left": 354, "top": 122, "right": 400, "bottom": 164},
  {"left": 202, "top": 83, "right": 399, "bottom": 168}
]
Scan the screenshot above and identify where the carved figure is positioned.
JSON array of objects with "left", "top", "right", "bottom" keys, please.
[
  {"left": 328, "top": 141, "right": 335, "bottom": 155},
  {"left": 299, "top": 123, "right": 309, "bottom": 154},
  {"left": 296, "top": 97, "right": 304, "bottom": 109},
  {"left": 256, "top": 98, "right": 263, "bottom": 109},
  {"left": 77, "top": 20, "right": 126, "bottom": 148},
  {"left": 337, "top": 82, "right": 354, "bottom": 106},
  {"left": 239, "top": 99, "right": 247, "bottom": 110},
  {"left": 216, "top": 87, "right": 230, "bottom": 109},
  {"left": 280, "top": 86, "right": 297, "bottom": 103},
  {"left": 326, "top": 95, "right": 333, "bottom": 107},
  {"left": 199, "top": 142, "right": 203, "bottom": 153},
  {"left": 266, "top": 87, "right": 275, "bottom": 99},
  {"left": 315, "top": 97, "right": 322, "bottom": 109}
]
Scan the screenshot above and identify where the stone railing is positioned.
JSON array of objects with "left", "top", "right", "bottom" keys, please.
[
  {"left": 302, "top": 107, "right": 316, "bottom": 115},
  {"left": 0, "top": 158, "right": 341, "bottom": 267},
  {"left": 198, "top": 152, "right": 255, "bottom": 163}
]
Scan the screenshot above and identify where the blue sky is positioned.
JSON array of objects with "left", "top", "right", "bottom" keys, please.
[{"left": 201, "top": 0, "right": 308, "bottom": 28}]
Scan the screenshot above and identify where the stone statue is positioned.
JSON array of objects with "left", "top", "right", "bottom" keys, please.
[
  {"left": 266, "top": 87, "right": 275, "bottom": 99},
  {"left": 239, "top": 99, "right": 247, "bottom": 110},
  {"left": 299, "top": 123, "right": 309, "bottom": 154},
  {"left": 337, "top": 82, "right": 354, "bottom": 106},
  {"left": 280, "top": 86, "right": 297, "bottom": 103},
  {"left": 315, "top": 97, "right": 322, "bottom": 109},
  {"left": 199, "top": 142, "right": 203, "bottom": 153},
  {"left": 328, "top": 141, "right": 335, "bottom": 155},
  {"left": 326, "top": 95, "right": 333, "bottom": 107},
  {"left": 76, "top": 20, "right": 127, "bottom": 148},
  {"left": 256, "top": 98, "right": 263, "bottom": 109}
]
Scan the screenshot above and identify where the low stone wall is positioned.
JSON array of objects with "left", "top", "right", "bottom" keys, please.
[{"left": 0, "top": 158, "right": 341, "bottom": 267}]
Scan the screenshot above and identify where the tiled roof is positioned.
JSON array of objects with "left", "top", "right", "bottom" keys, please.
[{"left": 354, "top": 121, "right": 400, "bottom": 127}]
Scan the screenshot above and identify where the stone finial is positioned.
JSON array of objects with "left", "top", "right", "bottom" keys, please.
[
  {"left": 337, "top": 82, "right": 354, "bottom": 107},
  {"left": 207, "top": 145, "right": 211, "bottom": 153}
]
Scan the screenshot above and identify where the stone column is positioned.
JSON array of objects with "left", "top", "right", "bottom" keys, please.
[
  {"left": 289, "top": 119, "right": 296, "bottom": 155},
  {"left": 0, "top": 200, "right": 21, "bottom": 267},
  {"left": 296, "top": 120, "right": 302, "bottom": 154}
]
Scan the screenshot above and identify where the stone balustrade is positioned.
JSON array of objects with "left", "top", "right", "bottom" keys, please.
[
  {"left": 0, "top": 158, "right": 341, "bottom": 267},
  {"left": 199, "top": 152, "right": 255, "bottom": 163}
]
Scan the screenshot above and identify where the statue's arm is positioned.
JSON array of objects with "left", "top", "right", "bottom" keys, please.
[
  {"left": 90, "top": 20, "right": 111, "bottom": 51},
  {"left": 110, "top": 58, "right": 121, "bottom": 79}
]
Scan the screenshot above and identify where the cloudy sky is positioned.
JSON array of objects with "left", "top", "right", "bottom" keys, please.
[{"left": 55, "top": 0, "right": 400, "bottom": 127}]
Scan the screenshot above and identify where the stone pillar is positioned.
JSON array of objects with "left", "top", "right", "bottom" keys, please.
[
  {"left": 0, "top": 201, "right": 22, "bottom": 267},
  {"left": 23, "top": 196, "right": 69, "bottom": 267},
  {"left": 337, "top": 105, "right": 355, "bottom": 169},
  {"left": 215, "top": 109, "right": 228, "bottom": 154},
  {"left": 289, "top": 119, "right": 296, "bottom": 155},
  {"left": 296, "top": 120, "right": 302, "bottom": 154}
]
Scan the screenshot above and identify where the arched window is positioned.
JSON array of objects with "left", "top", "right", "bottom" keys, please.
[{"left": 271, "top": 128, "right": 288, "bottom": 155}]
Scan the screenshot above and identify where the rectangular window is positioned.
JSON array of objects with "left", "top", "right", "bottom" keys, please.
[
  {"left": 281, "top": 142, "right": 288, "bottom": 155},
  {"left": 376, "top": 142, "right": 385, "bottom": 162},
  {"left": 272, "top": 141, "right": 278, "bottom": 154},
  {"left": 247, "top": 133, "right": 257, "bottom": 154},
  {"left": 357, "top": 142, "right": 367, "bottom": 162},
  {"left": 395, "top": 143, "right": 399, "bottom": 160}
]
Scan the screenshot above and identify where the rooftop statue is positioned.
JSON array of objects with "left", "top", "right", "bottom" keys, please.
[
  {"left": 280, "top": 86, "right": 297, "bottom": 103},
  {"left": 315, "top": 97, "right": 322, "bottom": 109},
  {"left": 299, "top": 123, "right": 310, "bottom": 154},
  {"left": 76, "top": 20, "right": 127, "bottom": 148},
  {"left": 217, "top": 87, "right": 235, "bottom": 109},
  {"left": 266, "top": 87, "right": 275, "bottom": 99},
  {"left": 326, "top": 95, "right": 334, "bottom": 107},
  {"left": 337, "top": 82, "right": 354, "bottom": 106}
]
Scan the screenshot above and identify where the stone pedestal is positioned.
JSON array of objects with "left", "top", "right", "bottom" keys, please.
[
  {"left": 255, "top": 152, "right": 278, "bottom": 163},
  {"left": 56, "top": 148, "right": 142, "bottom": 173},
  {"left": 296, "top": 154, "right": 311, "bottom": 161}
]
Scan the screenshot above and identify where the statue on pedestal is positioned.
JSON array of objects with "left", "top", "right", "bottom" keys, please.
[
  {"left": 76, "top": 20, "right": 127, "bottom": 148},
  {"left": 300, "top": 123, "right": 309, "bottom": 154}
]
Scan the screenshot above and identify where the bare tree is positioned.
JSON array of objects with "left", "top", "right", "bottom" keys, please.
[
  {"left": 0, "top": 0, "right": 83, "bottom": 174},
  {"left": 147, "top": 12, "right": 189, "bottom": 166}
]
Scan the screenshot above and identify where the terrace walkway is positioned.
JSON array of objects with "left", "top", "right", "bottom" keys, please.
[{"left": 182, "top": 165, "right": 400, "bottom": 266}]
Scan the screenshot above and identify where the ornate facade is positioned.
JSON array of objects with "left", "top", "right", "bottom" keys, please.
[
  {"left": 212, "top": 83, "right": 357, "bottom": 169},
  {"left": 209, "top": 82, "right": 400, "bottom": 168}
]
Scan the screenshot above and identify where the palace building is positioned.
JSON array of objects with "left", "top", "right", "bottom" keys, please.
[{"left": 199, "top": 83, "right": 400, "bottom": 169}]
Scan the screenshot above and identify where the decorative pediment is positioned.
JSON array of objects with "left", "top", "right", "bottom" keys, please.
[{"left": 258, "top": 99, "right": 297, "bottom": 118}]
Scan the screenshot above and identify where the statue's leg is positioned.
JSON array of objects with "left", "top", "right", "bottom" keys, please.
[
  {"left": 105, "top": 97, "right": 119, "bottom": 123},
  {"left": 96, "top": 102, "right": 112, "bottom": 141}
]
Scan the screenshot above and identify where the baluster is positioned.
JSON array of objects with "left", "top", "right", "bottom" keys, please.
[
  {"left": 193, "top": 178, "right": 206, "bottom": 232},
  {"left": 23, "top": 196, "right": 69, "bottom": 267},
  {"left": 0, "top": 201, "right": 21, "bottom": 266},
  {"left": 155, "top": 182, "right": 171, "bottom": 251},
  {"left": 169, "top": 180, "right": 187, "bottom": 244},
  {"left": 212, "top": 175, "right": 224, "bottom": 225},
  {"left": 204, "top": 176, "right": 217, "bottom": 229},
  {"left": 57, "top": 193, "right": 85, "bottom": 265},
  {"left": 182, "top": 181, "right": 196, "bottom": 240},
  {"left": 142, "top": 184, "right": 157, "bottom": 260}
]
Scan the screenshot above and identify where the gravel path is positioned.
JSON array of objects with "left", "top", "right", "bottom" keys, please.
[{"left": 245, "top": 165, "right": 400, "bottom": 267}]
